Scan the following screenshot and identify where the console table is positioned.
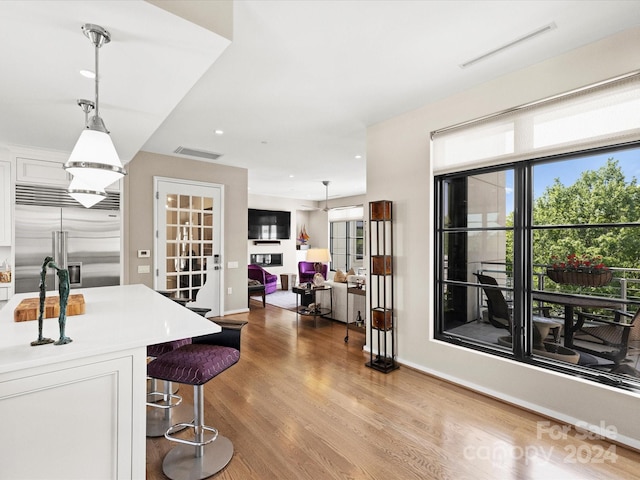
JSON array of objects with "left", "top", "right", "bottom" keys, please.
[
  {"left": 345, "top": 284, "right": 366, "bottom": 343},
  {"left": 248, "top": 283, "right": 266, "bottom": 307},
  {"left": 292, "top": 285, "right": 332, "bottom": 328}
]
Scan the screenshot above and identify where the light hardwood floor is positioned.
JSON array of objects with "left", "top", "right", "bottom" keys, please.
[{"left": 146, "top": 301, "right": 640, "bottom": 480}]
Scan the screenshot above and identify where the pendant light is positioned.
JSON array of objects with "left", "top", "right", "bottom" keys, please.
[
  {"left": 65, "top": 24, "right": 125, "bottom": 195},
  {"left": 68, "top": 99, "right": 108, "bottom": 208},
  {"left": 322, "top": 180, "right": 330, "bottom": 212}
]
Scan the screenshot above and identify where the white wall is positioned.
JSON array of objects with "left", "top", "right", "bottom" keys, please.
[
  {"left": 248, "top": 194, "right": 325, "bottom": 282},
  {"left": 367, "top": 27, "right": 640, "bottom": 448},
  {"left": 248, "top": 193, "right": 367, "bottom": 282}
]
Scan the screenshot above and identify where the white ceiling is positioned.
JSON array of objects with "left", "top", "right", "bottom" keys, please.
[{"left": 1, "top": 1, "right": 639, "bottom": 202}]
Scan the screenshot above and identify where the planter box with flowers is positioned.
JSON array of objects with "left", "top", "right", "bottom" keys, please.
[{"left": 547, "top": 254, "right": 612, "bottom": 287}]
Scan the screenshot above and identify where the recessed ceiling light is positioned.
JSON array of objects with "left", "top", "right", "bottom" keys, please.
[
  {"left": 289, "top": 174, "right": 294, "bottom": 178},
  {"left": 80, "top": 69, "right": 95, "bottom": 79},
  {"left": 214, "top": 129, "right": 224, "bottom": 135},
  {"left": 355, "top": 155, "right": 362, "bottom": 159}
]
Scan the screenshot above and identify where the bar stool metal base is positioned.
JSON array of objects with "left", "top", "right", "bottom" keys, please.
[
  {"left": 162, "top": 436, "right": 233, "bottom": 480},
  {"left": 146, "top": 398, "right": 192, "bottom": 437}
]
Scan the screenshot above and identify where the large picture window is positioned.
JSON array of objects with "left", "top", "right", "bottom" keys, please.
[
  {"left": 433, "top": 72, "right": 640, "bottom": 389},
  {"left": 330, "top": 219, "right": 364, "bottom": 272},
  {"left": 328, "top": 206, "right": 365, "bottom": 273},
  {"left": 435, "top": 143, "right": 640, "bottom": 389}
]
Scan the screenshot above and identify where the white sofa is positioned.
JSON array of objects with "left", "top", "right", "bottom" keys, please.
[{"left": 314, "top": 272, "right": 367, "bottom": 323}]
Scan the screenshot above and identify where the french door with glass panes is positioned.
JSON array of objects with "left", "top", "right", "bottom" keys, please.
[{"left": 154, "top": 177, "right": 223, "bottom": 316}]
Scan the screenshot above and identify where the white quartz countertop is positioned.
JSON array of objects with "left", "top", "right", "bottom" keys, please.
[{"left": 0, "top": 284, "right": 220, "bottom": 374}]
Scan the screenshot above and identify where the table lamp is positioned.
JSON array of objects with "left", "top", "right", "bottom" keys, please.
[{"left": 306, "top": 248, "right": 332, "bottom": 273}]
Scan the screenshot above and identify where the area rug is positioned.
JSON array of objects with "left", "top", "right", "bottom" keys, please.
[{"left": 264, "top": 289, "right": 298, "bottom": 311}]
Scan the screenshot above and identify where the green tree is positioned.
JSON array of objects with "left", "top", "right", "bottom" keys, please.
[{"left": 506, "top": 159, "right": 640, "bottom": 279}]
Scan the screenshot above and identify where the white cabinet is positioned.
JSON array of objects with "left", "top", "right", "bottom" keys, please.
[
  {"left": 0, "top": 161, "right": 10, "bottom": 245},
  {"left": 14, "top": 152, "right": 120, "bottom": 191},
  {"left": 16, "top": 156, "right": 71, "bottom": 187},
  {"left": 0, "top": 351, "right": 142, "bottom": 479}
]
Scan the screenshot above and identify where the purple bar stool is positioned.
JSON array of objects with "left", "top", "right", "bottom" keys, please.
[
  {"left": 146, "top": 338, "right": 193, "bottom": 437},
  {"left": 147, "top": 343, "right": 240, "bottom": 480}
]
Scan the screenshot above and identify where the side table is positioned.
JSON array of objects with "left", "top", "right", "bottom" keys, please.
[
  {"left": 345, "top": 284, "right": 366, "bottom": 343},
  {"left": 292, "top": 285, "right": 332, "bottom": 328},
  {"left": 280, "top": 273, "right": 296, "bottom": 291}
]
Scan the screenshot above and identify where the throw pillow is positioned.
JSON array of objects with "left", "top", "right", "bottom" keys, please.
[
  {"left": 347, "top": 268, "right": 356, "bottom": 276},
  {"left": 333, "top": 269, "right": 347, "bottom": 283},
  {"left": 248, "top": 279, "right": 262, "bottom": 286}
]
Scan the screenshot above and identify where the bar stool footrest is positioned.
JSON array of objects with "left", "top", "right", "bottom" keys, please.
[
  {"left": 165, "top": 423, "right": 219, "bottom": 447},
  {"left": 146, "top": 392, "right": 182, "bottom": 409},
  {"left": 147, "top": 378, "right": 179, "bottom": 397}
]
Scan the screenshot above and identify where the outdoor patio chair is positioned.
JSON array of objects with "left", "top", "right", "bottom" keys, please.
[
  {"left": 573, "top": 308, "right": 640, "bottom": 366},
  {"left": 474, "top": 273, "right": 554, "bottom": 331},
  {"left": 474, "top": 273, "right": 512, "bottom": 330},
  {"left": 474, "top": 273, "right": 578, "bottom": 363}
]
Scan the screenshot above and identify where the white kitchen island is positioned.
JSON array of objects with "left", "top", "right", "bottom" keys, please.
[{"left": 0, "top": 284, "right": 221, "bottom": 480}]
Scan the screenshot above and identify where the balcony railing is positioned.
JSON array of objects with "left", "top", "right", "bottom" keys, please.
[{"left": 474, "top": 261, "right": 640, "bottom": 319}]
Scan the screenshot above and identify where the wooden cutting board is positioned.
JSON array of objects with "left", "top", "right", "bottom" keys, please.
[{"left": 14, "top": 294, "right": 85, "bottom": 322}]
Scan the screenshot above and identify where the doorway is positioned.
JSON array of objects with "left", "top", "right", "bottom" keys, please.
[{"left": 154, "top": 177, "right": 223, "bottom": 316}]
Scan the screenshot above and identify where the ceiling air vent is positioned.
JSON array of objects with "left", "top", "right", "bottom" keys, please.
[{"left": 174, "top": 146, "right": 222, "bottom": 161}]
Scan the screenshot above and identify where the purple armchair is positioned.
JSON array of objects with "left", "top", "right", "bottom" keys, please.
[
  {"left": 248, "top": 264, "right": 278, "bottom": 294},
  {"left": 298, "top": 261, "right": 328, "bottom": 284}
]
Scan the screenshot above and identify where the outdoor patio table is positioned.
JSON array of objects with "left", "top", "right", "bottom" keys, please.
[{"left": 532, "top": 292, "right": 623, "bottom": 348}]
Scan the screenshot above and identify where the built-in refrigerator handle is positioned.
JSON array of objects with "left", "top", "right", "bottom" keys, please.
[
  {"left": 51, "top": 231, "right": 57, "bottom": 266},
  {"left": 52, "top": 231, "right": 68, "bottom": 268},
  {"left": 52, "top": 231, "right": 60, "bottom": 289},
  {"left": 51, "top": 231, "right": 69, "bottom": 290},
  {"left": 60, "top": 231, "right": 68, "bottom": 269}
]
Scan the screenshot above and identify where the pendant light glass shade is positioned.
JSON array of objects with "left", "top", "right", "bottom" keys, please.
[
  {"left": 65, "top": 128, "right": 125, "bottom": 190},
  {"left": 67, "top": 176, "right": 107, "bottom": 208}
]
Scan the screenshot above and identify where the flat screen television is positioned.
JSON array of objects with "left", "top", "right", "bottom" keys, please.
[{"left": 248, "top": 208, "right": 291, "bottom": 240}]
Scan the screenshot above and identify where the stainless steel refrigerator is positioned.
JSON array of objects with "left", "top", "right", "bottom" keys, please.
[{"left": 15, "top": 203, "right": 121, "bottom": 293}]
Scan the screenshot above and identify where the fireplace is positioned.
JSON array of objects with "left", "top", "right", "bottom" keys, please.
[{"left": 250, "top": 253, "right": 283, "bottom": 267}]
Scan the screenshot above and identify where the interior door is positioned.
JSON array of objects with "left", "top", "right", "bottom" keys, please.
[{"left": 155, "top": 178, "right": 223, "bottom": 316}]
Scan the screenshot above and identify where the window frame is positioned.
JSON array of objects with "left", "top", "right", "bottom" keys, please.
[
  {"left": 434, "top": 141, "right": 640, "bottom": 391},
  {"left": 329, "top": 219, "right": 364, "bottom": 272}
]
